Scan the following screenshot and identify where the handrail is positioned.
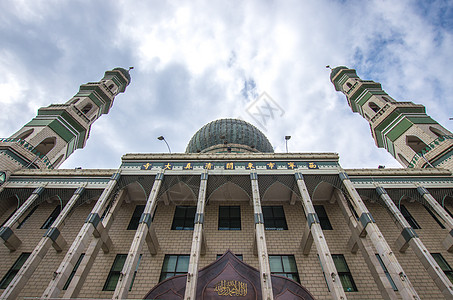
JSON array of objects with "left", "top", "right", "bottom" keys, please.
[
  {"left": 0, "top": 138, "right": 54, "bottom": 169},
  {"left": 408, "top": 135, "right": 453, "bottom": 168}
]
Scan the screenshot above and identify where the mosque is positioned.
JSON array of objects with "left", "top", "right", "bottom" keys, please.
[{"left": 1, "top": 66, "right": 453, "bottom": 299}]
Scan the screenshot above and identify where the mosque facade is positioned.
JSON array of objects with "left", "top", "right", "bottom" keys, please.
[{"left": 0, "top": 67, "right": 453, "bottom": 299}]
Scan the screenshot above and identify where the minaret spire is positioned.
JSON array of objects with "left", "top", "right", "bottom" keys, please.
[
  {"left": 330, "top": 66, "right": 453, "bottom": 171},
  {"left": 0, "top": 68, "right": 131, "bottom": 179}
]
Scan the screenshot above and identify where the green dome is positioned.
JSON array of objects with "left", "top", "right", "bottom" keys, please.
[
  {"left": 186, "top": 119, "right": 274, "bottom": 153},
  {"left": 330, "top": 66, "right": 348, "bottom": 81}
]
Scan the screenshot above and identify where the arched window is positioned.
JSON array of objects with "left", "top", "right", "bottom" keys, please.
[
  {"left": 406, "top": 135, "right": 428, "bottom": 153},
  {"left": 35, "top": 137, "right": 56, "bottom": 156},
  {"left": 398, "top": 153, "right": 410, "bottom": 166},
  {"left": 52, "top": 154, "right": 64, "bottom": 168},
  {"left": 108, "top": 84, "right": 115, "bottom": 90},
  {"left": 71, "top": 98, "right": 80, "bottom": 105},
  {"left": 17, "top": 129, "right": 34, "bottom": 140},
  {"left": 368, "top": 102, "right": 380, "bottom": 113},
  {"left": 81, "top": 103, "right": 92, "bottom": 115},
  {"left": 346, "top": 82, "right": 353, "bottom": 88},
  {"left": 429, "top": 126, "right": 444, "bottom": 138}
]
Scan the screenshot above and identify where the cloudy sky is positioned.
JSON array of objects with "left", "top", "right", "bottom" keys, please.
[{"left": 0, "top": 0, "right": 452, "bottom": 170}]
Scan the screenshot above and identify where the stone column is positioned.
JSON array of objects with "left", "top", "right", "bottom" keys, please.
[
  {"left": 0, "top": 185, "right": 46, "bottom": 251},
  {"left": 415, "top": 185, "right": 453, "bottom": 252},
  {"left": 339, "top": 172, "right": 420, "bottom": 299},
  {"left": 376, "top": 186, "right": 453, "bottom": 298},
  {"left": 63, "top": 187, "right": 126, "bottom": 299},
  {"left": 1, "top": 186, "right": 86, "bottom": 300},
  {"left": 113, "top": 172, "right": 164, "bottom": 299},
  {"left": 295, "top": 173, "right": 347, "bottom": 300},
  {"left": 184, "top": 171, "right": 208, "bottom": 300},
  {"left": 41, "top": 172, "right": 121, "bottom": 299},
  {"left": 335, "top": 189, "right": 397, "bottom": 300},
  {"left": 250, "top": 172, "right": 274, "bottom": 300}
]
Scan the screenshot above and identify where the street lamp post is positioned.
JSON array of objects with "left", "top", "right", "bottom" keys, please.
[
  {"left": 157, "top": 136, "right": 171, "bottom": 154},
  {"left": 285, "top": 136, "right": 291, "bottom": 153}
]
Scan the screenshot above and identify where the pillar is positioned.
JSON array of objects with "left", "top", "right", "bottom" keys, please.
[
  {"left": 295, "top": 173, "right": 347, "bottom": 300},
  {"left": 251, "top": 172, "right": 274, "bottom": 300},
  {"left": 41, "top": 172, "right": 120, "bottom": 299},
  {"left": 0, "top": 185, "right": 46, "bottom": 251},
  {"left": 335, "top": 189, "right": 398, "bottom": 300},
  {"left": 63, "top": 187, "right": 126, "bottom": 299},
  {"left": 415, "top": 185, "right": 453, "bottom": 252},
  {"left": 1, "top": 186, "right": 86, "bottom": 300},
  {"left": 113, "top": 172, "right": 164, "bottom": 299},
  {"left": 184, "top": 171, "right": 208, "bottom": 300},
  {"left": 377, "top": 186, "right": 453, "bottom": 298},
  {"left": 339, "top": 172, "right": 420, "bottom": 299}
]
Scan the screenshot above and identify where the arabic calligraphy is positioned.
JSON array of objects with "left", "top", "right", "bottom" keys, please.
[{"left": 214, "top": 280, "right": 247, "bottom": 296}]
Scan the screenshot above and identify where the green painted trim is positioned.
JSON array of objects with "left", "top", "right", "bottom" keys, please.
[
  {"left": 348, "top": 83, "right": 382, "bottom": 104},
  {"left": 356, "top": 91, "right": 372, "bottom": 108},
  {"left": 36, "top": 110, "right": 86, "bottom": 135},
  {"left": 385, "top": 136, "right": 396, "bottom": 157},
  {"left": 87, "top": 94, "right": 104, "bottom": 109},
  {"left": 406, "top": 116, "right": 437, "bottom": 124},
  {"left": 333, "top": 70, "right": 358, "bottom": 91},
  {"left": 375, "top": 107, "right": 426, "bottom": 133},
  {"left": 386, "top": 118, "right": 413, "bottom": 142},
  {"left": 66, "top": 138, "right": 76, "bottom": 156},
  {"left": 0, "top": 150, "right": 29, "bottom": 167},
  {"left": 79, "top": 85, "right": 112, "bottom": 113},
  {"left": 48, "top": 120, "right": 76, "bottom": 142},
  {"left": 432, "top": 148, "right": 453, "bottom": 167}
]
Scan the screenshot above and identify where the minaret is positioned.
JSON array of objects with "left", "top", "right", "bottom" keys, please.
[
  {"left": 330, "top": 66, "right": 453, "bottom": 170},
  {"left": 0, "top": 67, "right": 131, "bottom": 177}
]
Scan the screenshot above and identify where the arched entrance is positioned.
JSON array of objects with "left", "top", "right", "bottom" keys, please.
[{"left": 144, "top": 250, "right": 316, "bottom": 299}]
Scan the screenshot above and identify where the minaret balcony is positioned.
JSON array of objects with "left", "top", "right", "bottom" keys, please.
[
  {"left": 408, "top": 135, "right": 453, "bottom": 168},
  {"left": 0, "top": 138, "right": 54, "bottom": 169}
]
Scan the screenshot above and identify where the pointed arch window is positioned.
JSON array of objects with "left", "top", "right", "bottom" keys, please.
[
  {"left": 368, "top": 102, "right": 380, "bottom": 113},
  {"left": 35, "top": 137, "right": 56, "bottom": 156},
  {"left": 429, "top": 126, "right": 444, "bottom": 138},
  {"left": 17, "top": 128, "right": 34, "bottom": 140},
  {"left": 81, "top": 103, "right": 92, "bottom": 115},
  {"left": 398, "top": 153, "right": 410, "bottom": 166},
  {"left": 52, "top": 154, "right": 64, "bottom": 168},
  {"left": 406, "top": 135, "right": 428, "bottom": 153}
]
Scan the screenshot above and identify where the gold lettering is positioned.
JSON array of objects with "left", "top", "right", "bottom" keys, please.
[{"left": 214, "top": 280, "right": 247, "bottom": 296}]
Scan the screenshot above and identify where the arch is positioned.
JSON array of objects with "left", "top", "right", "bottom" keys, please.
[
  {"left": 262, "top": 181, "right": 298, "bottom": 203},
  {"left": 207, "top": 181, "right": 250, "bottom": 202},
  {"left": 346, "top": 82, "right": 353, "bottom": 88},
  {"left": 52, "top": 154, "right": 64, "bottom": 168},
  {"left": 161, "top": 182, "right": 197, "bottom": 204},
  {"left": 124, "top": 181, "right": 148, "bottom": 202},
  {"left": 81, "top": 103, "right": 92, "bottom": 115},
  {"left": 71, "top": 98, "right": 80, "bottom": 105},
  {"left": 398, "top": 153, "right": 410, "bottom": 166},
  {"left": 35, "top": 137, "right": 56, "bottom": 156},
  {"left": 312, "top": 181, "right": 336, "bottom": 202},
  {"left": 368, "top": 102, "right": 380, "bottom": 113},
  {"left": 406, "top": 135, "right": 428, "bottom": 153},
  {"left": 429, "top": 126, "right": 444, "bottom": 138},
  {"left": 108, "top": 84, "right": 114, "bottom": 90},
  {"left": 17, "top": 128, "right": 34, "bottom": 140}
]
